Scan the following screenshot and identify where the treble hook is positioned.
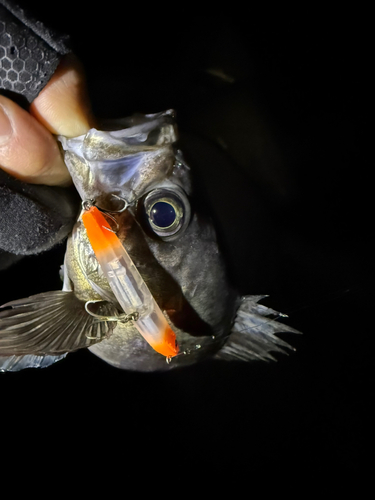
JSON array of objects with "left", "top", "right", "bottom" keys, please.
[
  {"left": 82, "top": 194, "right": 130, "bottom": 213},
  {"left": 85, "top": 300, "right": 139, "bottom": 324},
  {"left": 110, "top": 194, "right": 129, "bottom": 213},
  {"left": 81, "top": 194, "right": 131, "bottom": 234}
]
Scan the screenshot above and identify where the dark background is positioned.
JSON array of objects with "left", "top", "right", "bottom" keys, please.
[{"left": 0, "top": 3, "right": 371, "bottom": 473}]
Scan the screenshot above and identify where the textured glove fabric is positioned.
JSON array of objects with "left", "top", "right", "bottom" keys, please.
[
  {"left": 0, "top": 1, "right": 75, "bottom": 270},
  {"left": 0, "top": 168, "right": 79, "bottom": 263},
  {"left": 0, "top": 0, "right": 70, "bottom": 103}
]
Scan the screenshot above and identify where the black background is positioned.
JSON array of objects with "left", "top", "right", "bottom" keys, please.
[{"left": 0, "top": 2, "right": 371, "bottom": 474}]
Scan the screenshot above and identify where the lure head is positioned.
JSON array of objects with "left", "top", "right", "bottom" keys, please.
[{"left": 60, "top": 110, "right": 239, "bottom": 370}]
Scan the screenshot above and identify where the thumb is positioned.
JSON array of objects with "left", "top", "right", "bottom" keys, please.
[
  {"left": 0, "top": 54, "right": 95, "bottom": 186},
  {"left": 30, "top": 53, "right": 96, "bottom": 137}
]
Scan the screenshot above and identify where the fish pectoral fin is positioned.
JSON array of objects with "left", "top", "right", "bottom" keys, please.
[
  {"left": 215, "top": 295, "right": 301, "bottom": 362},
  {"left": 0, "top": 291, "right": 117, "bottom": 356}
]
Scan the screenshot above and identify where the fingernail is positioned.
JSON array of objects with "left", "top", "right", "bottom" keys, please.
[{"left": 0, "top": 104, "right": 13, "bottom": 143}]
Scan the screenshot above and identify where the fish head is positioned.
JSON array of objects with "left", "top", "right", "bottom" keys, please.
[{"left": 60, "top": 110, "right": 239, "bottom": 370}]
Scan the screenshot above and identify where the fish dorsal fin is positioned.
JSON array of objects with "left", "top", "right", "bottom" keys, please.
[
  {"left": 0, "top": 291, "right": 117, "bottom": 356},
  {"left": 215, "top": 295, "right": 300, "bottom": 362}
]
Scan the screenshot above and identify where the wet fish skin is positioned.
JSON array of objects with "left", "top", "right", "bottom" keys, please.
[
  {"left": 0, "top": 111, "right": 297, "bottom": 372},
  {"left": 66, "top": 188, "right": 238, "bottom": 371}
]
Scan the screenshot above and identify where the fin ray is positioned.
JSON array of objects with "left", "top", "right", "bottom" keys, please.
[
  {"left": 0, "top": 354, "right": 67, "bottom": 372},
  {"left": 0, "top": 291, "right": 117, "bottom": 356},
  {"left": 216, "top": 296, "right": 300, "bottom": 362}
]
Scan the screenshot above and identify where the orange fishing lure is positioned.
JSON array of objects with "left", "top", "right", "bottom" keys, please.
[{"left": 82, "top": 206, "right": 178, "bottom": 357}]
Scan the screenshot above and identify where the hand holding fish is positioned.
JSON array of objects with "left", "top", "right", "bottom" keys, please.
[
  {"left": 0, "top": 103, "right": 299, "bottom": 371},
  {"left": 0, "top": 53, "right": 93, "bottom": 186},
  {"left": 0, "top": 1, "right": 299, "bottom": 372}
]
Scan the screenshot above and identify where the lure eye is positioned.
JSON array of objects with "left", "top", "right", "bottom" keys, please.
[{"left": 143, "top": 188, "right": 190, "bottom": 239}]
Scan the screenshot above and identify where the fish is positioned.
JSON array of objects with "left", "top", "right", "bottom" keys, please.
[{"left": 0, "top": 110, "right": 299, "bottom": 372}]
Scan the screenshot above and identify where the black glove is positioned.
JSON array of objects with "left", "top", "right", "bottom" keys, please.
[
  {"left": 0, "top": 168, "right": 79, "bottom": 269},
  {"left": 0, "top": 0, "right": 77, "bottom": 270}
]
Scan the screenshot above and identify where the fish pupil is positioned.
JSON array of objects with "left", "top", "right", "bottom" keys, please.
[{"left": 150, "top": 202, "right": 176, "bottom": 228}]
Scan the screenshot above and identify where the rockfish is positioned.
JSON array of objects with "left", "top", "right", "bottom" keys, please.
[{"left": 0, "top": 110, "right": 298, "bottom": 372}]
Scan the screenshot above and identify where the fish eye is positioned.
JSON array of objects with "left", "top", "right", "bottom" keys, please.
[
  {"left": 150, "top": 201, "right": 177, "bottom": 228},
  {"left": 143, "top": 188, "right": 190, "bottom": 239}
]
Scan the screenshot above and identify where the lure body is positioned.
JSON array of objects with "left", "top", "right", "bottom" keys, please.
[{"left": 81, "top": 206, "right": 178, "bottom": 357}]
